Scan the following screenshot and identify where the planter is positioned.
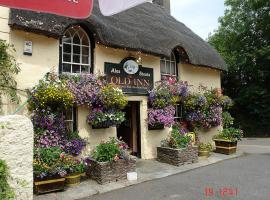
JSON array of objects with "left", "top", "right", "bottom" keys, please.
[
  {"left": 214, "top": 139, "right": 237, "bottom": 155},
  {"left": 157, "top": 146, "right": 198, "bottom": 166},
  {"left": 34, "top": 178, "right": 65, "bottom": 194},
  {"left": 92, "top": 124, "right": 110, "bottom": 129},
  {"left": 148, "top": 123, "right": 164, "bottom": 130},
  {"left": 198, "top": 150, "right": 210, "bottom": 158},
  {"left": 65, "top": 173, "right": 83, "bottom": 186},
  {"left": 86, "top": 157, "right": 136, "bottom": 184}
]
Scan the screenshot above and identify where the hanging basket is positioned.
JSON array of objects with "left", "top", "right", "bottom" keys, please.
[{"left": 148, "top": 123, "right": 165, "bottom": 130}]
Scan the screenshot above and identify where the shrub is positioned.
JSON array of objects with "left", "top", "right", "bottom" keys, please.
[{"left": 0, "top": 160, "right": 14, "bottom": 200}]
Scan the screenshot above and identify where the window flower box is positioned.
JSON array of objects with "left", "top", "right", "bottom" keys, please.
[
  {"left": 34, "top": 177, "right": 65, "bottom": 194},
  {"left": 86, "top": 158, "right": 136, "bottom": 184},
  {"left": 214, "top": 139, "right": 237, "bottom": 155},
  {"left": 157, "top": 146, "right": 198, "bottom": 166},
  {"left": 148, "top": 123, "right": 164, "bottom": 130}
]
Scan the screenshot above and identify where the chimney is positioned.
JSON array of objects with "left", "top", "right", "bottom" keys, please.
[{"left": 152, "top": 0, "right": 171, "bottom": 14}]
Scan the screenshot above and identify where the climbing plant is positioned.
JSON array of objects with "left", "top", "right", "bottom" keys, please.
[
  {"left": 0, "top": 39, "right": 20, "bottom": 110},
  {"left": 0, "top": 160, "right": 14, "bottom": 200}
]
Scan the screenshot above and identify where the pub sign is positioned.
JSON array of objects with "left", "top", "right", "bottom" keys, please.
[{"left": 104, "top": 59, "right": 154, "bottom": 95}]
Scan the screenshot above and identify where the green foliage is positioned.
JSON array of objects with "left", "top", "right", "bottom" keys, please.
[
  {"left": 214, "top": 128, "right": 244, "bottom": 142},
  {"left": 222, "top": 111, "right": 234, "bottom": 128},
  {"left": 28, "top": 76, "right": 74, "bottom": 111},
  {"left": 208, "top": 0, "right": 270, "bottom": 136},
  {"left": 92, "top": 139, "right": 121, "bottom": 162},
  {"left": 161, "top": 125, "right": 191, "bottom": 149},
  {"left": 0, "top": 40, "right": 20, "bottom": 110},
  {"left": 198, "top": 143, "right": 213, "bottom": 151},
  {"left": 100, "top": 84, "right": 128, "bottom": 109},
  {"left": 0, "top": 160, "right": 15, "bottom": 200}
]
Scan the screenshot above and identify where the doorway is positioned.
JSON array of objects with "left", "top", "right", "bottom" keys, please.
[{"left": 117, "top": 101, "right": 141, "bottom": 158}]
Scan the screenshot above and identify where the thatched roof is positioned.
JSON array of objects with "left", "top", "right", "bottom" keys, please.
[{"left": 9, "top": 2, "right": 226, "bottom": 70}]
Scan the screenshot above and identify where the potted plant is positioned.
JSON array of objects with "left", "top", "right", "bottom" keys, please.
[
  {"left": 157, "top": 124, "right": 198, "bottom": 166},
  {"left": 63, "top": 155, "right": 86, "bottom": 186},
  {"left": 33, "top": 147, "right": 67, "bottom": 194},
  {"left": 86, "top": 138, "right": 136, "bottom": 184},
  {"left": 198, "top": 143, "right": 212, "bottom": 158},
  {"left": 87, "top": 108, "right": 126, "bottom": 129},
  {"left": 213, "top": 127, "right": 243, "bottom": 155}
]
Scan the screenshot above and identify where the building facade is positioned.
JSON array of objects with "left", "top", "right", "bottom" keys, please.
[{"left": 0, "top": 1, "right": 225, "bottom": 159}]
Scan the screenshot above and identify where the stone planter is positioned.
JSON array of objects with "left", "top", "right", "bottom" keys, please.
[
  {"left": 65, "top": 173, "right": 83, "bottom": 186},
  {"left": 34, "top": 178, "right": 65, "bottom": 194},
  {"left": 214, "top": 139, "right": 237, "bottom": 155},
  {"left": 86, "top": 158, "right": 136, "bottom": 184},
  {"left": 157, "top": 146, "right": 198, "bottom": 166},
  {"left": 148, "top": 123, "right": 164, "bottom": 130}
]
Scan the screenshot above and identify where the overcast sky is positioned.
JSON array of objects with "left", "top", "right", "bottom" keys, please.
[{"left": 171, "top": 0, "right": 225, "bottom": 40}]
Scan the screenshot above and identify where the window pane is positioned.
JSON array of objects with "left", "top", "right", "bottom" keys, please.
[
  {"left": 64, "top": 109, "right": 73, "bottom": 120},
  {"left": 63, "top": 64, "right": 71, "bottom": 73},
  {"left": 82, "top": 46, "right": 89, "bottom": 55},
  {"left": 166, "top": 62, "right": 170, "bottom": 74},
  {"left": 63, "top": 53, "right": 71, "bottom": 62},
  {"left": 63, "top": 43, "right": 71, "bottom": 53},
  {"left": 72, "top": 65, "right": 81, "bottom": 73},
  {"left": 73, "top": 34, "right": 80, "bottom": 44},
  {"left": 82, "top": 55, "right": 89, "bottom": 64},
  {"left": 65, "top": 121, "right": 73, "bottom": 133},
  {"left": 81, "top": 65, "right": 90, "bottom": 72},
  {"left": 62, "top": 37, "right": 71, "bottom": 43},
  {"left": 171, "top": 62, "right": 176, "bottom": 75},
  {"left": 160, "top": 60, "right": 166, "bottom": 74},
  {"left": 73, "top": 45, "right": 80, "bottom": 54},
  {"left": 73, "top": 54, "right": 80, "bottom": 63},
  {"left": 81, "top": 36, "right": 89, "bottom": 46}
]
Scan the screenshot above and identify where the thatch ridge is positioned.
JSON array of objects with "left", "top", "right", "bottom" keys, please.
[{"left": 9, "top": 2, "right": 226, "bottom": 70}]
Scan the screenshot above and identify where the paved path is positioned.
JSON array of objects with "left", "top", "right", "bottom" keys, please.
[{"left": 81, "top": 138, "right": 270, "bottom": 200}]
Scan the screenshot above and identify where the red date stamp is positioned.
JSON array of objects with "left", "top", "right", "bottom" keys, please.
[{"left": 205, "top": 187, "right": 238, "bottom": 198}]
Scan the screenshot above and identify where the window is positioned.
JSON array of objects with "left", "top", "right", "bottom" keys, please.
[
  {"left": 160, "top": 52, "right": 177, "bottom": 80},
  {"left": 61, "top": 26, "right": 91, "bottom": 73},
  {"left": 63, "top": 107, "right": 77, "bottom": 133},
  {"left": 174, "top": 103, "right": 183, "bottom": 121}
]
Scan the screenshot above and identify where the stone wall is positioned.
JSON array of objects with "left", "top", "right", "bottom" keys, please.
[
  {"left": 0, "top": 115, "right": 33, "bottom": 200},
  {"left": 157, "top": 146, "right": 198, "bottom": 166}
]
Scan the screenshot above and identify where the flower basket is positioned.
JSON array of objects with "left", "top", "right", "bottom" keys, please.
[
  {"left": 92, "top": 124, "right": 110, "bottom": 129},
  {"left": 214, "top": 139, "right": 237, "bottom": 155},
  {"left": 148, "top": 123, "right": 165, "bottom": 130},
  {"left": 86, "top": 157, "right": 136, "bottom": 184},
  {"left": 34, "top": 178, "right": 65, "bottom": 194},
  {"left": 65, "top": 173, "right": 83, "bottom": 186},
  {"left": 198, "top": 150, "right": 210, "bottom": 158},
  {"left": 157, "top": 146, "right": 198, "bottom": 166}
]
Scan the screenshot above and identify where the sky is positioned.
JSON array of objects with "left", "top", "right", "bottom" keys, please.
[{"left": 171, "top": 0, "right": 225, "bottom": 40}]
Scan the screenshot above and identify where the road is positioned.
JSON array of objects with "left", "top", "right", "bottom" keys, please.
[{"left": 82, "top": 138, "right": 270, "bottom": 200}]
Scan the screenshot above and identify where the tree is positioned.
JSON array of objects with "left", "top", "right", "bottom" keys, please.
[
  {"left": 208, "top": 0, "right": 270, "bottom": 136},
  {"left": 0, "top": 40, "right": 20, "bottom": 110}
]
